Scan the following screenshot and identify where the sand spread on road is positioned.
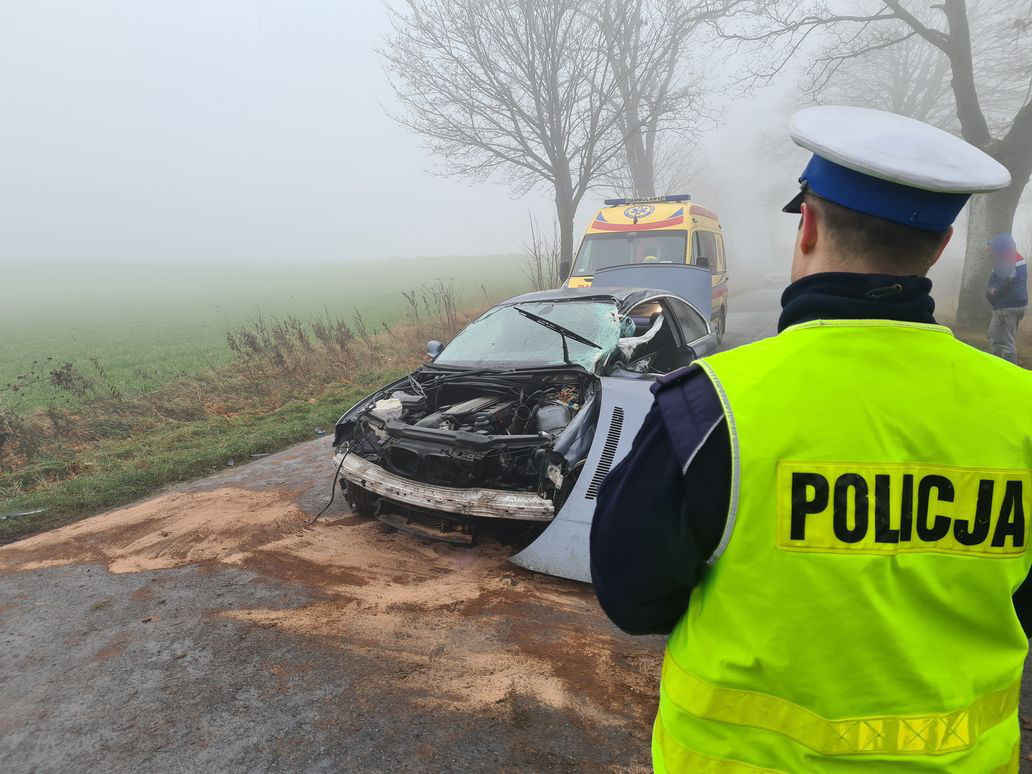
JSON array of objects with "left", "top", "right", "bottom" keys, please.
[
  {"left": 0, "top": 488, "right": 308, "bottom": 573},
  {"left": 0, "top": 487, "right": 660, "bottom": 729}
]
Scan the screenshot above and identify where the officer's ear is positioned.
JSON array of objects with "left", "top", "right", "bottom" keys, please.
[
  {"left": 928, "top": 226, "right": 953, "bottom": 269},
  {"left": 798, "top": 201, "right": 820, "bottom": 255}
]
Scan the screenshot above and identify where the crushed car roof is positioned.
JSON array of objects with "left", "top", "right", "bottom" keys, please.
[{"left": 498, "top": 286, "right": 676, "bottom": 308}]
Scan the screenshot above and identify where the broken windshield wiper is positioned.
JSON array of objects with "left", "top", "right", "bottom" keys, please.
[{"left": 514, "top": 305, "right": 601, "bottom": 367}]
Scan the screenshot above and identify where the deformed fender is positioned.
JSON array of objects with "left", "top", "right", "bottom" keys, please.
[{"left": 509, "top": 376, "right": 655, "bottom": 583}]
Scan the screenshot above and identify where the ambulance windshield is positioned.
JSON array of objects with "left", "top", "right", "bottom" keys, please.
[{"left": 572, "top": 232, "right": 687, "bottom": 275}]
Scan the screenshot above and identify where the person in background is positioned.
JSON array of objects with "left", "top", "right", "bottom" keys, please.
[{"left": 986, "top": 233, "right": 1027, "bottom": 363}]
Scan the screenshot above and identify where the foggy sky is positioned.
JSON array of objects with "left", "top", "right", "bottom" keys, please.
[
  {"left": 0, "top": 1, "right": 560, "bottom": 263},
  {"left": 0, "top": 1, "right": 840, "bottom": 272}
]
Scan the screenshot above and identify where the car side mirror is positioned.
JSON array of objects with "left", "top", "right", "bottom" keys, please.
[
  {"left": 426, "top": 340, "right": 444, "bottom": 359},
  {"left": 558, "top": 260, "right": 570, "bottom": 282}
]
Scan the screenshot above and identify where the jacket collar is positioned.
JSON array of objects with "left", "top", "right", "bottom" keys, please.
[{"left": 778, "top": 272, "right": 936, "bottom": 333}]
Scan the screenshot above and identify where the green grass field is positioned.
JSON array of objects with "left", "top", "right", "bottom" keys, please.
[
  {"left": 0, "top": 254, "right": 531, "bottom": 538},
  {"left": 0, "top": 255, "right": 528, "bottom": 410}
]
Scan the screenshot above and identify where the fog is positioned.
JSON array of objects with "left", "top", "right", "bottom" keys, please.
[
  {"left": 0, "top": 0, "right": 807, "bottom": 271},
  {"left": 1, "top": 0, "right": 1025, "bottom": 305},
  {"left": 0, "top": 1, "right": 559, "bottom": 263}
]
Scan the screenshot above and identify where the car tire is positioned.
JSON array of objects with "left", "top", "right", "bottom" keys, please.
[
  {"left": 716, "top": 306, "right": 727, "bottom": 344},
  {"left": 345, "top": 480, "right": 378, "bottom": 517}
]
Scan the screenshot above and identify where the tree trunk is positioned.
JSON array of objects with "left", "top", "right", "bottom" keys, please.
[
  {"left": 624, "top": 128, "right": 656, "bottom": 198},
  {"left": 630, "top": 159, "right": 656, "bottom": 198},
  {"left": 555, "top": 181, "right": 576, "bottom": 269},
  {"left": 955, "top": 187, "right": 1022, "bottom": 326}
]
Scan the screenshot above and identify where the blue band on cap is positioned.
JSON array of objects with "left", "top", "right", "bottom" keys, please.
[{"left": 801, "top": 155, "right": 968, "bottom": 233}]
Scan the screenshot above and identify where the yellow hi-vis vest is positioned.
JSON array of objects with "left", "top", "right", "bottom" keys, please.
[{"left": 653, "top": 320, "right": 1032, "bottom": 774}]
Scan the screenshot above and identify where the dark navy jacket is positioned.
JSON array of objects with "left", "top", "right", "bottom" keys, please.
[
  {"left": 988, "top": 255, "right": 1028, "bottom": 309},
  {"left": 590, "top": 272, "right": 1032, "bottom": 636}
]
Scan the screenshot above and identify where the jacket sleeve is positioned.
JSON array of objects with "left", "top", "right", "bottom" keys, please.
[
  {"left": 589, "top": 367, "right": 730, "bottom": 635},
  {"left": 1012, "top": 574, "right": 1032, "bottom": 637}
]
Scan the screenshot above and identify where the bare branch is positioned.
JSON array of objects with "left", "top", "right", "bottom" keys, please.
[{"left": 881, "top": 0, "right": 950, "bottom": 49}]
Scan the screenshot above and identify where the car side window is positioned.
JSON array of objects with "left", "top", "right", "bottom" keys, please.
[
  {"left": 715, "top": 234, "right": 727, "bottom": 273},
  {"left": 666, "top": 297, "right": 709, "bottom": 344},
  {"left": 620, "top": 298, "right": 679, "bottom": 374}
]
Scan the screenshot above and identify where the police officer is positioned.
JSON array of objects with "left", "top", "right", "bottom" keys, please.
[{"left": 590, "top": 106, "right": 1032, "bottom": 772}]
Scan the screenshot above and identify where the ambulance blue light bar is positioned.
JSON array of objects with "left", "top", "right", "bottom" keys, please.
[{"left": 603, "top": 193, "right": 692, "bottom": 206}]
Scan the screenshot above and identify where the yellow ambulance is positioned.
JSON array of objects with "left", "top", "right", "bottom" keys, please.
[{"left": 561, "top": 194, "right": 729, "bottom": 339}]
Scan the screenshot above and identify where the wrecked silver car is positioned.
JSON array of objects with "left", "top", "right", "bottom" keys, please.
[{"left": 332, "top": 265, "right": 717, "bottom": 581}]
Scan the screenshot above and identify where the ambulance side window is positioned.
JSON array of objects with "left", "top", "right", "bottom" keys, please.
[
  {"left": 695, "top": 231, "right": 717, "bottom": 271},
  {"left": 715, "top": 235, "right": 727, "bottom": 274},
  {"left": 691, "top": 232, "right": 705, "bottom": 268}
]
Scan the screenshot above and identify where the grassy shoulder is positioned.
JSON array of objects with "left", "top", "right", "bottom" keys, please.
[
  {"left": 0, "top": 375, "right": 401, "bottom": 543},
  {"left": 0, "top": 286, "right": 484, "bottom": 543}
]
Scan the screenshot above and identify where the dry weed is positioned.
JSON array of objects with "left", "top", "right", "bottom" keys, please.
[{"left": 0, "top": 281, "right": 486, "bottom": 477}]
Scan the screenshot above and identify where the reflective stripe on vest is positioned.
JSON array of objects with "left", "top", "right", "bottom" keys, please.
[
  {"left": 660, "top": 648, "right": 1020, "bottom": 756},
  {"left": 653, "top": 712, "right": 786, "bottom": 773}
]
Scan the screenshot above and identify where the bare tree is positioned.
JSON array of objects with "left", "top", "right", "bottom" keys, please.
[
  {"left": 595, "top": 0, "right": 708, "bottom": 197},
  {"left": 723, "top": 0, "right": 1032, "bottom": 323},
  {"left": 518, "top": 216, "right": 562, "bottom": 290},
  {"left": 381, "top": 0, "right": 629, "bottom": 266},
  {"left": 815, "top": 26, "right": 955, "bottom": 129}
]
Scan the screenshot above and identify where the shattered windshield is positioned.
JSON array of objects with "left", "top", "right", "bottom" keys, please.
[
  {"left": 434, "top": 300, "right": 621, "bottom": 371},
  {"left": 572, "top": 232, "right": 687, "bottom": 275}
]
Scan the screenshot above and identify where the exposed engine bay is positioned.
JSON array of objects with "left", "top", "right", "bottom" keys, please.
[
  {"left": 328, "top": 280, "right": 715, "bottom": 575},
  {"left": 333, "top": 367, "right": 598, "bottom": 507}
]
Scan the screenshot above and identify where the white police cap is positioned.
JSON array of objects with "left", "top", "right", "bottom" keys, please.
[{"left": 784, "top": 106, "right": 1011, "bottom": 232}]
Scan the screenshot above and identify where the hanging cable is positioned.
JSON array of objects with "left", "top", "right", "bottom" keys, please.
[{"left": 308, "top": 446, "right": 349, "bottom": 526}]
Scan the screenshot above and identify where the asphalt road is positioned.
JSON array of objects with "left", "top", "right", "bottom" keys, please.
[
  {"left": 2, "top": 284, "right": 1030, "bottom": 772},
  {"left": 723, "top": 285, "right": 782, "bottom": 349},
  {"left": 0, "top": 440, "right": 668, "bottom": 772}
]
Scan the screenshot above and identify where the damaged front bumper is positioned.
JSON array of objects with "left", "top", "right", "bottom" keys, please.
[{"left": 334, "top": 453, "right": 555, "bottom": 521}]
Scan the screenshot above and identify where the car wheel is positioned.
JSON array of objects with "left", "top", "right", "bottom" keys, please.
[
  {"left": 716, "top": 306, "right": 727, "bottom": 344},
  {"left": 345, "top": 480, "right": 378, "bottom": 517}
]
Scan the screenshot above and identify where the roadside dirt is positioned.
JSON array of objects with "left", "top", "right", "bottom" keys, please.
[
  {"left": 0, "top": 438, "right": 662, "bottom": 772},
  {"left": 0, "top": 483, "right": 658, "bottom": 724}
]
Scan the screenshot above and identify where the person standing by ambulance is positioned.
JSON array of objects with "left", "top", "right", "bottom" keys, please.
[
  {"left": 987, "top": 233, "right": 1027, "bottom": 363},
  {"left": 590, "top": 106, "right": 1032, "bottom": 772}
]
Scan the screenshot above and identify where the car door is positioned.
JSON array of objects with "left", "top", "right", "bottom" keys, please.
[{"left": 664, "top": 295, "right": 718, "bottom": 358}]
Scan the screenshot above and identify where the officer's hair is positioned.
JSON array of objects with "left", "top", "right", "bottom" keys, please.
[{"left": 805, "top": 193, "right": 947, "bottom": 275}]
